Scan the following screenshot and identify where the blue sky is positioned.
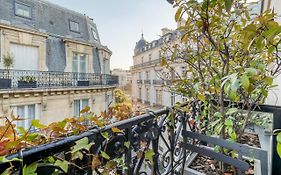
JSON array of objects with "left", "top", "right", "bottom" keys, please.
[{"left": 48, "top": 0, "right": 177, "bottom": 70}]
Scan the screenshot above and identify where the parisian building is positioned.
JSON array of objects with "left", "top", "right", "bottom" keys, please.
[
  {"left": 131, "top": 28, "right": 187, "bottom": 107},
  {"left": 0, "top": 0, "right": 118, "bottom": 127}
]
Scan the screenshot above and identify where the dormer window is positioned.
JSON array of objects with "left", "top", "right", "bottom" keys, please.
[
  {"left": 69, "top": 21, "right": 80, "bottom": 32},
  {"left": 92, "top": 29, "right": 98, "bottom": 40},
  {"left": 15, "top": 2, "right": 31, "bottom": 18}
]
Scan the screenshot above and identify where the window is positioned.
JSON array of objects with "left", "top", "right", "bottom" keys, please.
[
  {"left": 72, "top": 53, "right": 87, "bottom": 73},
  {"left": 156, "top": 90, "right": 163, "bottom": 105},
  {"left": 15, "top": 2, "right": 31, "bottom": 18},
  {"left": 70, "top": 21, "right": 80, "bottom": 32},
  {"left": 138, "top": 88, "right": 142, "bottom": 99},
  {"left": 149, "top": 54, "right": 152, "bottom": 62},
  {"left": 146, "top": 71, "right": 150, "bottom": 80},
  {"left": 146, "top": 88, "right": 150, "bottom": 101},
  {"left": 141, "top": 57, "right": 144, "bottom": 64},
  {"left": 92, "top": 29, "right": 98, "bottom": 40},
  {"left": 73, "top": 99, "right": 89, "bottom": 117},
  {"left": 138, "top": 72, "right": 142, "bottom": 80},
  {"left": 13, "top": 104, "right": 40, "bottom": 129}
]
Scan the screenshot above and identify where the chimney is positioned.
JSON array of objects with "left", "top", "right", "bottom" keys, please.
[{"left": 161, "top": 28, "right": 171, "bottom": 36}]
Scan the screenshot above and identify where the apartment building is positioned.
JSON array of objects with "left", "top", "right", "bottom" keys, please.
[
  {"left": 111, "top": 68, "right": 131, "bottom": 89},
  {"left": 0, "top": 0, "right": 118, "bottom": 126},
  {"left": 131, "top": 28, "right": 186, "bottom": 107}
]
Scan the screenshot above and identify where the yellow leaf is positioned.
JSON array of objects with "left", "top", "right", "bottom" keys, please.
[
  {"left": 197, "top": 94, "right": 206, "bottom": 102},
  {"left": 92, "top": 155, "right": 101, "bottom": 169},
  {"left": 111, "top": 127, "right": 123, "bottom": 133},
  {"left": 80, "top": 106, "right": 90, "bottom": 114}
]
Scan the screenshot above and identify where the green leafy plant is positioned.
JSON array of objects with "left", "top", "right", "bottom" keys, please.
[
  {"left": 2, "top": 52, "right": 14, "bottom": 70},
  {"left": 19, "top": 76, "right": 36, "bottom": 83},
  {"left": 162, "top": 0, "right": 281, "bottom": 170},
  {"left": 163, "top": 0, "right": 281, "bottom": 141}
]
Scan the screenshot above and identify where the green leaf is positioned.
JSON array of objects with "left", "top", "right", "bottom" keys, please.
[
  {"left": 225, "top": 119, "right": 233, "bottom": 126},
  {"left": 26, "top": 133, "right": 39, "bottom": 141},
  {"left": 100, "top": 151, "right": 110, "bottom": 160},
  {"left": 277, "top": 132, "right": 281, "bottom": 143},
  {"left": 17, "top": 127, "right": 27, "bottom": 135},
  {"left": 264, "top": 76, "right": 273, "bottom": 85},
  {"left": 71, "top": 137, "right": 94, "bottom": 153},
  {"left": 1, "top": 167, "right": 12, "bottom": 175},
  {"left": 47, "top": 156, "right": 55, "bottom": 163},
  {"left": 240, "top": 74, "right": 250, "bottom": 91},
  {"left": 230, "top": 78, "right": 240, "bottom": 92},
  {"left": 197, "top": 93, "right": 206, "bottom": 102},
  {"left": 160, "top": 57, "right": 167, "bottom": 66},
  {"left": 145, "top": 149, "right": 155, "bottom": 164},
  {"left": 101, "top": 131, "right": 109, "bottom": 140},
  {"left": 71, "top": 151, "right": 83, "bottom": 160},
  {"left": 245, "top": 68, "right": 257, "bottom": 76},
  {"left": 175, "top": 6, "right": 183, "bottom": 22},
  {"left": 54, "top": 160, "right": 69, "bottom": 173},
  {"left": 277, "top": 142, "right": 281, "bottom": 158},
  {"left": 224, "top": 0, "right": 233, "bottom": 12},
  {"left": 23, "top": 162, "right": 37, "bottom": 175},
  {"left": 124, "top": 141, "right": 130, "bottom": 149},
  {"left": 226, "top": 108, "right": 238, "bottom": 115},
  {"left": 31, "top": 120, "right": 46, "bottom": 129}
]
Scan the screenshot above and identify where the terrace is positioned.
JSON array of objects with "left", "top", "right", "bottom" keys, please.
[{"left": 0, "top": 101, "right": 279, "bottom": 175}]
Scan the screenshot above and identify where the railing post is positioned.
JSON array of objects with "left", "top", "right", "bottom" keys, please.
[
  {"left": 181, "top": 112, "right": 187, "bottom": 175},
  {"left": 125, "top": 128, "right": 133, "bottom": 175}
]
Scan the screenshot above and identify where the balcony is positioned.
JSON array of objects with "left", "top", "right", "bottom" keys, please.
[
  {"left": 133, "top": 58, "right": 161, "bottom": 69},
  {"left": 0, "top": 69, "right": 118, "bottom": 89},
  {"left": 137, "top": 80, "right": 143, "bottom": 84},
  {"left": 153, "top": 79, "right": 164, "bottom": 85},
  {"left": 0, "top": 102, "right": 279, "bottom": 175},
  {"left": 144, "top": 80, "right": 151, "bottom": 84}
]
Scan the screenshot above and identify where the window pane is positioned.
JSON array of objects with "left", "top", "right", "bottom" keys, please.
[
  {"left": 79, "top": 54, "right": 87, "bottom": 73},
  {"left": 73, "top": 100, "right": 80, "bottom": 117},
  {"left": 27, "top": 105, "right": 35, "bottom": 128},
  {"left": 72, "top": 53, "right": 78, "bottom": 72},
  {"left": 81, "top": 99, "right": 89, "bottom": 109},
  {"left": 15, "top": 3, "right": 31, "bottom": 18},
  {"left": 70, "top": 21, "right": 79, "bottom": 32},
  {"left": 16, "top": 106, "right": 25, "bottom": 128}
]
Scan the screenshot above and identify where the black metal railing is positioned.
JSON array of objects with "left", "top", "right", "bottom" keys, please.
[
  {"left": 133, "top": 58, "right": 161, "bottom": 69},
  {"left": 137, "top": 80, "right": 143, "bottom": 84},
  {"left": 153, "top": 79, "right": 164, "bottom": 85},
  {"left": 1, "top": 102, "right": 280, "bottom": 174},
  {"left": 0, "top": 69, "right": 118, "bottom": 89},
  {"left": 144, "top": 80, "right": 151, "bottom": 84}
]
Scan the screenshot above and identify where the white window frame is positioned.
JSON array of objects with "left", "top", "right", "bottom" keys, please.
[
  {"left": 69, "top": 20, "right": 80, "bottom": 32},
  {"left": 73, "top": 99, "right": 90, "bottom": 117},
  {"left": 12, "top": 104, "right": 40, "bottom": 129},
  {"left": 15, "top": 2, "right": 32, "bottom": 19},
  {"left": 72, "top": 52, "right": 88, "bottom": 73},
  {"left": 146, "top": 88, "right": 150, "bottom": 101},
  {"left": 92, "top": 28, "right": 98, "bottom": 40}
]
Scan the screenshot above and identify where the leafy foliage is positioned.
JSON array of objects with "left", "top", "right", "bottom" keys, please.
[
  {"left": 0, "top": 99, "right": 132, "bottom": 174},
  {"left": 163, "top": 0, "right": 281, "bottom": 144},
  {"left": 2, "top": 52, "right": 14, "bottom": 70}
]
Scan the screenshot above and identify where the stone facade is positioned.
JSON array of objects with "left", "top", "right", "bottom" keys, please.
[
  {"left": 131, "top": 28, "right": 185, "bottom": 107},
  {"left": 0, "top": 0, "right": 116, "bottom": 126}
]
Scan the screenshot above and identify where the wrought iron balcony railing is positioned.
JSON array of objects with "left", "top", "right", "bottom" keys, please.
[
  {"left": 133, "top": 58, "right": 161, "bottom": 69},
  {"left": 137, "top": 80, "right": 143, "bottom": 84},
  {"left": 1, "top": 102, "right": 280, "bottom": 174},
  {"left": 153, "top": 79, "right": 164, "bottom": 85},
  {"left": 0, "top": 69, "right": 118, "bottom": 89},
  {"left": 144, "top": 80, "right": 151, "bottom": 84}
]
